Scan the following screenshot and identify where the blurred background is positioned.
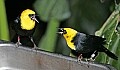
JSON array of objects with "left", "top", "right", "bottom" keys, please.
[{"left": 0, "top": 0, "right": 120, "bottom": 69}]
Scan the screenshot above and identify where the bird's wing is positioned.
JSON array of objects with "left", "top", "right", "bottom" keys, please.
[
  {"left": 71, "top": 49, "right": 98, "bottom": 59},
  {"left": 14, "top": 17, "right": 20, "bottom": 24},
  {"left": 12, "top": 17, "right": 21, "bottom": 30},
  {"left": 72, "top": 33, "right": 105, "bottom": 53}
]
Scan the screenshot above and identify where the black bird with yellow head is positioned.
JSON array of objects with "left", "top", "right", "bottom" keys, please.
[
  {"left": 13, "top": 9, "right": 39, "bottom": 49},
  {"left": 58, "top": 28, "right": 118, "bottom": 61}
]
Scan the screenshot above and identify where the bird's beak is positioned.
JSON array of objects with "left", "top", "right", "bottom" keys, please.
[
  {"left": 32, "top": 15, "right": 39, "bottom": 23},
  {"left": 57, "top": 28, "right": 64, "bottom": 35}
]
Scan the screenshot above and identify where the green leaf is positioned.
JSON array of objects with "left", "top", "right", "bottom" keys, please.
[
  {"left": 95, "top": 4, "right": 120, "bottom": 70},
  {"left": 0, "top": 0, "right": 9, "bottom": 40},
  {"left": 108, "top": 32, "right": 120, "bottom": 70},
  {"left": 38, "top": 18, "right": 59, "bottom": 52},
  {"left": 34, "top": 0, "right": 71, "bottom": 21}
]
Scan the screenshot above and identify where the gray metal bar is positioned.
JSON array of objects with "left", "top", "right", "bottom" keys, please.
[{"left": 0, "top": 40, "right": 117, "bottom": 70}]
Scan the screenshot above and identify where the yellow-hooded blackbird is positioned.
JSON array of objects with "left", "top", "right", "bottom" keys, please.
[
  {"left": 57, "top": 28, "right": 118, "bottom": 61},
  {"left": 13, "top": 9, "right": 39, "bottom": 49}
]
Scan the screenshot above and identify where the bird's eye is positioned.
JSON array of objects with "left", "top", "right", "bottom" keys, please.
[
  {"left": 28, "top": 14, "right": 34, "bottom": 19},
  {"left": 63, "top": 30, "right": 67, "bottom": 34},
  {"left": 29, "top": 14, "right": 34, "bottom": 17}
]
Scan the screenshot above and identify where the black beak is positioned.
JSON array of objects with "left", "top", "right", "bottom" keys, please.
[
  {"left": 57, "top": 28, "right": 64, "bottom": 34},
  {"left": 29, "top": 14, "right": 39, "bottom": 23}
]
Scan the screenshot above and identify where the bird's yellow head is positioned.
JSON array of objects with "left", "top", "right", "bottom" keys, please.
[
  {"left": 20, "top": 9, "right": 39, "bottom": 30},
  {"left": 57, "top": 28, "right": 78, "bottom": 50}
]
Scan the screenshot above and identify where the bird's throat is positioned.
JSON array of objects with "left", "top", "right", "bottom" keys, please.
[
  {"left": 67, "top": 40, "right": 76, "bottom": 50},
  {"left": 20, "top": 16, "right": 35, "bottom": 30}
]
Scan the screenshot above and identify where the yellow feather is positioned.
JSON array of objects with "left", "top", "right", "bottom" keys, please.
[
  {"left": 63, "top": 28, "right": 78, "bottom": 50},
  {"left": 20, "top": 9, "right": 35, "bottom": 30}
]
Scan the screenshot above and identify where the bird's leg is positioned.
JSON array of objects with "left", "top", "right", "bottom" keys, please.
[
  {"left": 85, "top": 51, "right": 97, "bottom": 67},
  {"left": 85, "top": 59, "right": 90, "bottom": 68},
  {"left": 90, "top": 51, "right": 97, "bottom": 61},
  {"left": 15, "top": 36, "right": 22, "bottom": 47},
  {"left": 85, "top": 57, "right": 95, "bottom": 68},
  {"left": 77, "top": 54, "right": 83, "bottom": 63},
  {"left": 29, "top": 36, "right": 38, "bottom": 50}
]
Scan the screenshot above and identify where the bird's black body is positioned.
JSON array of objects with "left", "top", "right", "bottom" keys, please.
[
  {"left": 71, "top": 33, "right": 118, "bottom": 60},
  {"left": 11, "top": 9, "right": 39, "bottom": 49},
  {"left": 13, "top": 17, "right": 35, "bottom": 36},
  {"left": 72, "top": 33, "right": 105, "bottom": 53}
]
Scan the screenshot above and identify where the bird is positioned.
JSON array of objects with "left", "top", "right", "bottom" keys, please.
[
  {"left": 57, "top": 28, "right": 118, "bottom": 61},
  {"left": 12, "top": 9, "right": 39, "bottom": 49}
]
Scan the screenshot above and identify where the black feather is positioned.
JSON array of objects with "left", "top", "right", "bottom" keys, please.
[
  {"left": 13, "top": 16, "right": 35, "bottom": 36},
  {"left": 71, "top": 32, "right": 118, "bottom": 60},
  {"left": 98, "top": 46, "right": 118, "bottom": 60}
]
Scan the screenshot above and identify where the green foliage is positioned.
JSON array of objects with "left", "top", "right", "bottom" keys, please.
[
  {"left": 34, "top": 0, "right": 70, "bottom": 22},
  {"left": 95, "top": 4, "right": 120, "bottom": 70},
  {"left": 0, "top": 0, "right": 9, "bottom": 40},
  {"left": 34, "top": 0, "right": 70, "bottom": 52}
]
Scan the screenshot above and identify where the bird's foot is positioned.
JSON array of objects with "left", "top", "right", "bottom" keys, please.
[
  {"left": 85, "top": 59, "right": 91, "bottom": 68},
  {"left": 31, "top": 44, "right": 39, "bottom": 54},
  {"left": 85, "top": 58, "right": 95, "bottom": 68},
  {"left": 32, "top": 45, "right": 39, "bottom": 50},
  {"left": 77, "top": 54, "right": 83, "bottom": 64},
  {"left": 29, "top": 36, "right": 39, "bottom": 51},
  {"left": 15, "top": 41, "right": 22, "bottom": 47},
  {"left": 77, "top": 59, "right": 82, "bottom": 65},
  {"left": 77, "top": 57, "right": 82, "bottom": 63}
]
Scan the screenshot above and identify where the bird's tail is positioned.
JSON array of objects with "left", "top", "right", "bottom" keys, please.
[{"left": 101, "top": 47, "right": 118, "bottom": 60}]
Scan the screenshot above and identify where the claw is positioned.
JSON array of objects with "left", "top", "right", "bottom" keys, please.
[
  {"left": 77, "top": 54, "right": 83, "bottom": 64},
  {"left": 85, "top": 59, "right": 90, "bottom": 68},
  {"left": 29, "top": 36, "right": 38, "bottom": 53},
  {"left": 15, "top": 41, "right": 22, "bottom": 47},
  {"left": 15, "top": 36, "right": 22, "bottom": 47},
  {"left": 32, "top": 44, "right": 38, "bottom": 50}
]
